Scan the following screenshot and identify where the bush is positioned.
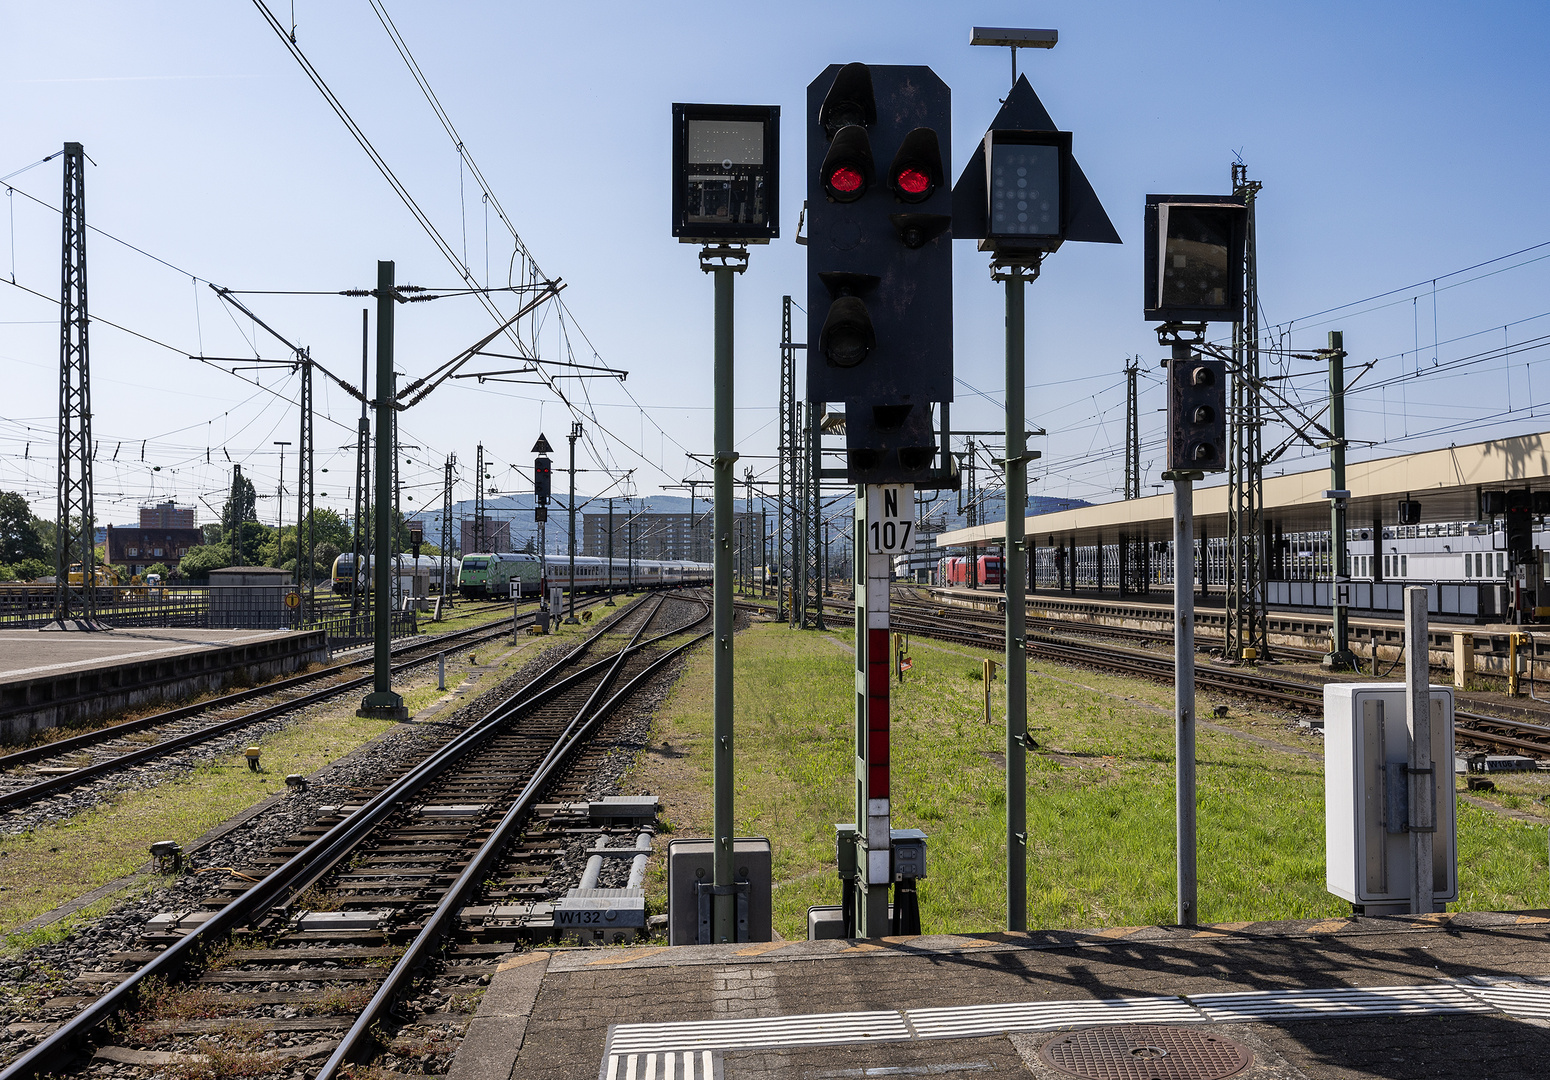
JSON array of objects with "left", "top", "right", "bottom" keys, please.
[{"left": 179, "top": 544, "right": 234, "bottom": 584}]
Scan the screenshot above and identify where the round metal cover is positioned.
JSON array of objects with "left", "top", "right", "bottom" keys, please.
[{"left": 1038, "top": 1025, "right": 1252, "bottom": 1080}]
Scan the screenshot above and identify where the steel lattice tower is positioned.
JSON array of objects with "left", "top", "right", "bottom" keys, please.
[
  {"left": 440, "top": 454, "right": 455, "bottom": 608},
  {"left": 778, "top": 296, "right": 796, "bottom": 624},
  {"left": 52, "top": 143, "right": 98, "bottom": 627},
  {"left": 474, "top": 443, "right": 487, "bottom": 553},
  {"left": 1225, "top": 162, "right": 1268, "bottom": 662},
  {"left": 296, "top": 350, "right": 314, "bottom": 624},
  {"left": 1124, "top": 361, "right": 1140, "bottom": 501}
]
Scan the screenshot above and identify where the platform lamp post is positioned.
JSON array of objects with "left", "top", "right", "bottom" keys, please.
[
  {"left": 1143, "top": 193, "right": 1247, "bottom": 924},
  {"left": 957, "top": 29, "right": 1120, "bottom": 930},
  {"left": 672, "top": 101, "right": 778, "bottom": 943}
]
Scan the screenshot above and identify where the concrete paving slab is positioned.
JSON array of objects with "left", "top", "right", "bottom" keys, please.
[
  {"left": 473, "top": 912, "right": 1550, "bottom": 1080},
  {"left": 0, "top": 627, "right": 300, "bottom": 684}
]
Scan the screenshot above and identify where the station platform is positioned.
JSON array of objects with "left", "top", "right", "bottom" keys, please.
[
  {"left": 454, "top": 911, "right": 1550, "bottom": 1080},
  {"left": 921, "top": 585, "right": 1550, "bottom": 676},
  {"left": 0, "top": 627, "right": 329, "bottom": 742}
]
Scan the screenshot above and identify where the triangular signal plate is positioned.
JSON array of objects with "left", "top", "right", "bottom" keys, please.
[{"left": 952, "top": 75, "right": 1120, "bottom": 246}]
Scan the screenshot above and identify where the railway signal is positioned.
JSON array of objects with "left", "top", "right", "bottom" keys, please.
[
  {"left": 671, "top": 104, "right": 780, "bottom": 243},
  {"left": 806, "top": 62, "right": 952, "bottom": 487},
  {"left": 952, "top": 59, "right": 1118, "bottom": 935},
  {"left": 1142, "top": 195, "right": 1248, "bottom": 323},
  {"left": 1166, "top": 356, "right": 1227, "bottom": 472}
]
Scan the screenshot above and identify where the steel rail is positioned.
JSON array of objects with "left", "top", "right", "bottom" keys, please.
[
  {"left": 318, "top": 603, "right": 712, "bottom": 1076},
  {"left": 0, "top": 608, "right": 554, "bottom": 813},
  {"left": 0, "top": 595, "right": 685, "bottom": 1080}
]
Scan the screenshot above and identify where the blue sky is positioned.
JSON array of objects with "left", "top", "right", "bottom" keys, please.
[{"left": 2, "top": 1, "right": 1548, "bottom": 527}]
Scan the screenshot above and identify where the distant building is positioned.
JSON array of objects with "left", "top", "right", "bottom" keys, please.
[
  {"left": 460, "top": 518, "right": 511, "bottom": 554},
  {"left": 139, "top": 501, "right": 196, "bottom": 529},
  {"left": 582, "top": 512, "right": 756, "bottom": 562},
  {"left": 105, "top": 525, "right": 205, "bottom": 576}
]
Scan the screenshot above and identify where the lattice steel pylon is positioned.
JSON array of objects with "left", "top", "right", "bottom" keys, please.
[
  {"left": 1225, "top": 161, "right": 1268, "bottom": 663},
  {"left": 473, "top": 443, "right": 487, "bottom": 553},
  {"left": 1124, "top": 360, "right": 1140, "bottom": 501},
  {"left": 440, "top": 454, "right": 455, "bottom": 609},
  {"left": 51, "top": 142, "right": 100, "bottom": 629},
  {"left": 295, "top": 349, "right": 314, "bottom": 625},
  {"left": 778, "top": 296, "right": 796, "bottom": 624}
]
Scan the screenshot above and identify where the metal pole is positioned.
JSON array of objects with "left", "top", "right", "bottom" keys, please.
[
  {"left": 1405, "top": 585, "right": 1434, "bottom": 914},
  {"left": 606, "top": 497, "right": 616, "bottom": 605},
  {"left": 359, "top": 261, "right": 406, "bottom": 719},
  {"left": 1173, "top": 476, "right": 1197, "bottom": 925},
  {"left": 1003, "top": 268, "right": 1029, "bottom": 931},
  {"left": 1325, "top": 330, "right": 1355, "bottom": 669},
  {"left": 711, "top": 259, "right": 737, "bottom": 942}
]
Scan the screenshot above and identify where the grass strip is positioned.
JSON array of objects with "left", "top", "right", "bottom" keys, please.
[{"left": 633, "top": 620, "right": 1550, "bottom": 940}]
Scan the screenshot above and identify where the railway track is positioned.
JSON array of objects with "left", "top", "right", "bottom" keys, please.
[
  {"left": 0, "top": 598, "right": 559, "bottom": 815},
  {"left": 1, "top": 590, "right": 711, "bottom": 1080},
  {"left": 753, "top": 593, "right": 1550, "bottom": 758}
]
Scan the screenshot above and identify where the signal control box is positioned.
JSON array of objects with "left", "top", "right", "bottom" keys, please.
[{"left": 1324, "top": 683, "right": 1457, "bottom": 913}]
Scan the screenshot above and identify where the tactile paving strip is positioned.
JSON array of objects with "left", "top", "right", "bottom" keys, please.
[{"left": 1038, "top": 1025, "right": 1253, "bottom": 1080}]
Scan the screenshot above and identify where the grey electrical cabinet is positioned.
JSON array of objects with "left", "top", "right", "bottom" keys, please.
[
  {"left": 666, "top": 838, "right": 772, "bottom": 946},
  {"left": 1324, "top": 683, "right": 1457, "bottom": 913}
]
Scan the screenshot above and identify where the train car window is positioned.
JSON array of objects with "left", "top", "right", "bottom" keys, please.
[
  {"left": 1400, "top": 555, "right": 1407, "bottom": 576},
  {"left": 1498, "top": 552, "right": 1506, "bottom": 575},
  {"left": 1464, "top": 556, "right": 1471, "bottom": 578}
]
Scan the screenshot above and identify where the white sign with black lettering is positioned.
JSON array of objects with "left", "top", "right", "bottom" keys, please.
[{"left": 866, "top": 484, "right": 916, "bottom": 554}]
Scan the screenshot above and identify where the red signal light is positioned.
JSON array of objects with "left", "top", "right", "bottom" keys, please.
[
  {"left": 895, "top": 167, "right": 930, "bottom": 196},
  {"left": 829, "top": 166, "right": 864, "bottom": 194}
]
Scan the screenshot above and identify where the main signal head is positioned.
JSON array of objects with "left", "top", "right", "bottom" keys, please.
[{"left": 889, "top": 128, "right": 943, "bottom": 204}]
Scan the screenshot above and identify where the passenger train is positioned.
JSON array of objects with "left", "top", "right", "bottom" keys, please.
[
  {"left": 456, "top": 552, "right": 712, "bottom": 598},
  {"left": 331, "top": 553, "right": 458, "bottom": 595},
  {"left": 938, "top": 554, "right": 1004, "bottom": 588}
]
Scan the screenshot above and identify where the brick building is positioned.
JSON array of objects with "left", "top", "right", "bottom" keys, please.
[
  {"left": 582, "top": 512, "right": 756, "bottom": 562},
  {"left": 105, "top": 525, "right": 205, "bottom": 576},
  {"left": 460, "top": 518, "right": 512, "bottom": 554},
  {"left": 139, "top": 501, "right": 196, "bottom": 529}
]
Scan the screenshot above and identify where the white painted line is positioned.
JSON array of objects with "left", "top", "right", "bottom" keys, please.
[
  {"left": 1190, "top": 983, "right": 1491, "bottom": 1023},
  {"left": 1458, "top": 979, "right": 1550, "bottom": 1019},
  {"left": 907, "top": 995, "right": 1202, "bottom": 1039},
  {"left": 607, "top": 1011, "right": 909, "bottom": 1054}
]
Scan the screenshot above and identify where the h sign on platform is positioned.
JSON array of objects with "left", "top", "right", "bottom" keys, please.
[{"left": 866, "top": 484, "right": 915, "bottom": 553}]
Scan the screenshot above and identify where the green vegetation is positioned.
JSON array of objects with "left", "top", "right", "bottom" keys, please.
[
  {"left": 0, "top": 710, "right": 399, "bottom": 950},
  {"left": 636, "top": 622, "right": 1550, "bottom": 939}
]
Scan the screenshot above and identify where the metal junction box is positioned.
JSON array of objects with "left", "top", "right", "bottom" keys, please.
[
  {"left": 1325, "top": 683, "right": 1457, "bottom": 911},
  {"left": 666, "top": 838, "right": 772, "bottom": 946}
]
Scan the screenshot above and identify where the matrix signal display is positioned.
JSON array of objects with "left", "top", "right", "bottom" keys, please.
[
  {"left": 672, "top": 104, "right": 780, "bottom": 241},
  {"left": 988, "top": 138, "right": 1062, "bottom": 238},
  {"left": 1143, "top": 194, "right": 1247, "bottom": 322}
]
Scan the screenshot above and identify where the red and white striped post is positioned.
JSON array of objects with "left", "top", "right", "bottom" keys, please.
[{"left": 853, "top": 484, "right": 911, "bottom": 936}]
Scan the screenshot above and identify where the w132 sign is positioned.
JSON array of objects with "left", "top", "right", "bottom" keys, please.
[{"left": 866, "top": 484, "right": 916, "bottom": 553}]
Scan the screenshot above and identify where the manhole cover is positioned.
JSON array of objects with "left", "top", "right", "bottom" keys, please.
[{"left": 1038, "top": 1025, "right": 1252, "bottom": 1080}]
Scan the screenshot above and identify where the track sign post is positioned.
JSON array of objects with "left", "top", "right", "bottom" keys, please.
[
  {"left": 865, "top": 485, "right": 915, "bottom": 554},
  {"left": 1166, "top": 355, "right": 1227, "bottom": 472},
  {"left": 806, "top": 63, "right": 952, "bottom": 487},
  {"left": 671, "top": 104, "right": 780, "bottom": 243}
]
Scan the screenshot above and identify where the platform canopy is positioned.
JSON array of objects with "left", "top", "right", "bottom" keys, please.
[{"left": 937, "top": 431, "right": 1550, "bottom": 549}]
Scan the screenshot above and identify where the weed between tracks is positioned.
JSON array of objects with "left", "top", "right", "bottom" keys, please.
[{"left": 632, "top": 620, "right": 1550, "bottom": 938}]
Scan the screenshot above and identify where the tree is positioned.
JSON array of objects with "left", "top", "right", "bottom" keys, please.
[
  {"left": 145, "top": 562, "right": 171, "bottom": 579},
  {"left": 0, "top": 492, "right": 46, "bottom": 564},
  {"left": 179, "top": 543, "right": 234, "bottom": 583}
]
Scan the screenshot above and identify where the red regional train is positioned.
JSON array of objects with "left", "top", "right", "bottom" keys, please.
[{"left": 938, "top": 554, "right": 1005, "bottom": 587}]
